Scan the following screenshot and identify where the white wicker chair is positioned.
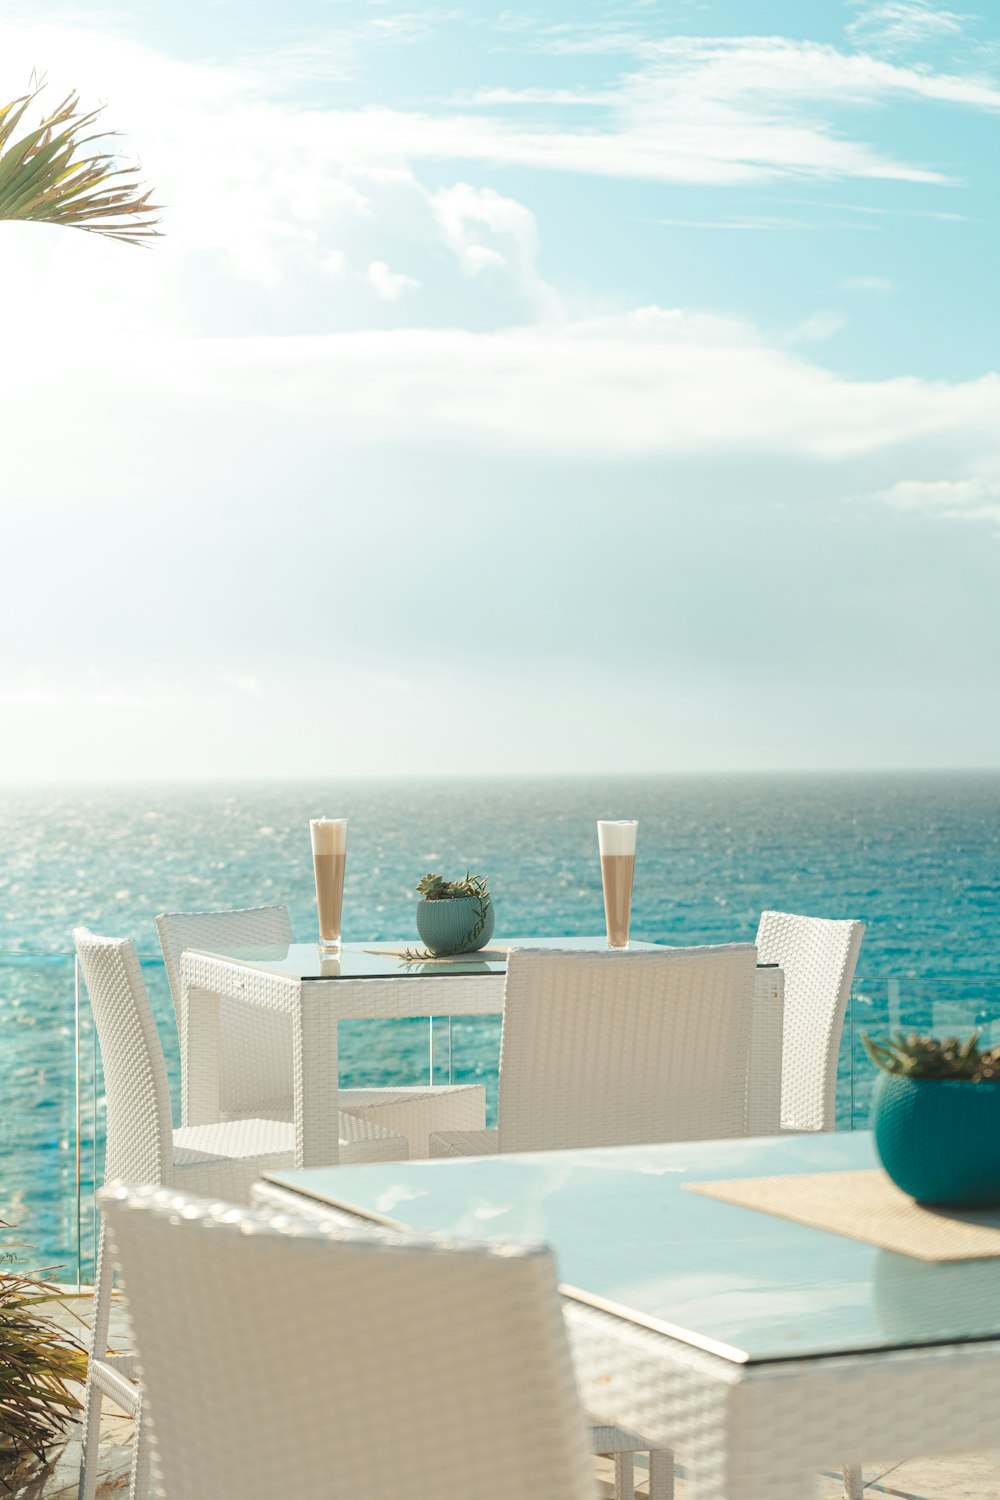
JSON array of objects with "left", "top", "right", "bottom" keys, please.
[
  {"left": 100, "top": 1181, "right": 598, "bottom": 1500},
  {"left": 428, "top": 944, "right": 757, "bottom": 1500},
  {"left": 74, "top": 927, "right": 406, "bottom": 1500},
  {"left": 156, "top": 905, "right": 486, "bottom": 1157},
  {"left": 754, "top": 910, "right": 865, "bottom": 1134},
  {"left": 430, "top": 944, "right": 758, "bottom": 1158},
  {"left": 252, "top": 1178, "right": 670, "bottom": 1500}
]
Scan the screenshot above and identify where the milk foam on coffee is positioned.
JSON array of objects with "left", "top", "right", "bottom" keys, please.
[
  {"left": 597, "top": 820, "right": 637, "bottom": 949},
  {"left": 310, "top": 818, "right": 347, "bottom": 945},
  {"left": 597, "top": 820, "right": 638, "bottom": 858},
  {"left": 310, "top": 817, "right": 347, "bottom": 857}
]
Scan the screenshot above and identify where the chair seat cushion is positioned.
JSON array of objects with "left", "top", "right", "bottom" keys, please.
[{"left": 173, "top": 1118, "right": 294, "bottom": 1166}]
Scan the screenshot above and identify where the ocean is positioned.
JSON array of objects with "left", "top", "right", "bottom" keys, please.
[{"left": 2, "top": 772, "right": 998, "bottom": 1277}]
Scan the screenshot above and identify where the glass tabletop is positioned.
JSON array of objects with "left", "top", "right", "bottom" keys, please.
[
  {"left": 265, "top": 1133, "right": 1000, "bottom": 1365},
  {"left": 186, "top": 936, "right": 663, "bottom": 980}
]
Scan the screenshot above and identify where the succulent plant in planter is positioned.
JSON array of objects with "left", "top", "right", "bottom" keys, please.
[
  {"left": 410, "top": 871, "right": 495, "bottom": 957},
  {"left": 864, "top": 1031, "right": 1000, "bottom": 1207}
]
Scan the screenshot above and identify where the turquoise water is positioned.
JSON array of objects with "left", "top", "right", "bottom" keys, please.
[{"left": 1, "top": 772, "right": 998, "bottom": 1275}]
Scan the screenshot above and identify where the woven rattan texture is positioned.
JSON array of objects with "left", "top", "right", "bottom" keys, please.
[
  {"left": 103, "top": 1184, "right": 598, "bottom": 1500},
  {"left": 496, "top": 946, "right": 758, "bottom": 1154},
  {"left": 251, "top": 1181, "right": 674, "bottom": 1500},
  {"left": 76, "top": 929, "right": 176, "bottom": 1185},
  {"left": 431, "top": 1127, "right": 500, "bottom": 1156},
  {"left": 755, "top": 910, "right": 864, "bottom": 1133},
  {"left": 157, "top": 905, "right": 295, "bottom": 1120},
  {"left": 687, "top": 1168, "right": 1000, "bottom": 1261},
  {"left": 165, "top": 905, "right": 486, "bottom": 1155},
  {"left": 253, "top": 1182, "right": 1000, "bottom": 1499}
]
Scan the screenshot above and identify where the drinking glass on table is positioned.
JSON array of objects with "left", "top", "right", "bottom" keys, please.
[
  {"left": 310, "top": 817, "right": 347, "bottom": 950},
  {"left": 598, "top": 820, "right": 637, "bottom": 949}
]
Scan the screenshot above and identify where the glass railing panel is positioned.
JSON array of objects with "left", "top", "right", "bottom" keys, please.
[
  {"left": 338, "top": 1017, "right": 438, "bottom": 1089},
  {"left": 6, "top": 951, "right": 1000, "bottom": 1282},
  {"left": 0, "top": 955, "right": 79, "bottom": 1282},
  {"left": 447, "top": 1015, "right": 502, "bottom": 1127},
  {"left": 849, "top": 977, "right": 1000, "bottom": 1129}
]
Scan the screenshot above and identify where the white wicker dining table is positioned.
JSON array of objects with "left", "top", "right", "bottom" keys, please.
[
  {"left": 179, "top": 938, "right": 785, "bottom": 1167},
  {"left": 255, "top": 1132, "right": 1000, "bottom": 1500}
]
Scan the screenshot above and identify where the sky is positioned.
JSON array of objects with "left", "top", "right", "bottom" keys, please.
[{"left": 0, "top": 0, "right": 998, "bottom": 779}]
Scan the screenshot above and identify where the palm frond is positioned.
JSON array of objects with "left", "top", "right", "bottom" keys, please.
[{"left": 0, "top": 85, "right": 162, "bottom": 245}]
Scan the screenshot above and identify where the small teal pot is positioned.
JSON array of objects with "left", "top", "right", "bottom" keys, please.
[
  {"left": 871, "top": 1071, "right": 1000, "bottom": 1207},
  {"left": 416, "top": 896, "right": 495, "bottom": 956}
]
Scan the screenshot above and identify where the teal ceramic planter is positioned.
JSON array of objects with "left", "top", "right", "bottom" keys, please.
[
  {"left": 416, "top": 896, "right": 495, "bottom": 956},
  {"left": 871, "top": 1071, "right": 1000, "bottom": 1207}
]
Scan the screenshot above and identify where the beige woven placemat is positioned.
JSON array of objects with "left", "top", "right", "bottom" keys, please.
[
  {"left": 364, "top": 944, "right": 512, "bottom": 963},
  {"left": 685, "top": 1169, "right": 1000, "bottom": 1262}
]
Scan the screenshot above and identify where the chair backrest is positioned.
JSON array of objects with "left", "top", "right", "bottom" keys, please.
[
  {"left": 755, "top": 910, "right": 865, "bottom": 1132},
  {"left": 155, "top": 904, "right": 293, "bottom": 1029},
  {"left": 155, "top": 905, "right": 294, "bottom": 1118},
  {"left": 101, "top": 1183, "right": 597, "bottom": 1500},
  {"left": 74, "top": 929, "right": 174, "bottom": 1186},
  {"left": 496, "top": 945, "right": 758, "bottom": 1154}
]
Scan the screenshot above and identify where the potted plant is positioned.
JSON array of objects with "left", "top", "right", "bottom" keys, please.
[
  {"left": 864, "top": 1031, "right": 1000, "bottom": 1207},
  {"left": 0, "top": 1246, "right": 88, "bottom": 1486},
  {"left": 413, "top": 871, "right": 495, "bottom": 956}
]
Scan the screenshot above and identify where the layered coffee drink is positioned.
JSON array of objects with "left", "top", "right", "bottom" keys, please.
[
  {"left": 597, "top": 820, "right": 637, "bottom": 949},
  {"left": 310, "top": 818, "right": 347, "bottom": 948}
]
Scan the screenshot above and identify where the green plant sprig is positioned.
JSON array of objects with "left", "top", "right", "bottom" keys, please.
[
  {"left": 415, "top": 871, "right": 488, "bottom": 902},
  {"left": 0, "top": 1240, "right": 87, "bottom": 1475},
  {"left": 0, "top": 84, "right": 161, "bottom": 244},
  {"left": 863, "top": 1030, "right": 1000, "bottom": 1083}
]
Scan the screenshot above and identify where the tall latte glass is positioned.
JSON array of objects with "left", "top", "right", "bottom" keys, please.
[
  {"left": 598, "top": 820, "right": 637, "bottom": 949},
  {"left": 310, "top": 817, "right": 347, "bottom": 950}
]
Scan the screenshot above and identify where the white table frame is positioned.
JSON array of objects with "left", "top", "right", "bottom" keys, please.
[
  {"left": 253, "top": 1167, "right": 1000, "bottom": 1500},
  {"left": 180, "top": 948, "right": 784, "bottom": 1168},
  {"left": 561, "top": 1293, "right": 1000, "bottom": 1500}
]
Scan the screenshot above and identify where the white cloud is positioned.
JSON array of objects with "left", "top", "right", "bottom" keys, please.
[
  {"left": 366, "top": 259, "right": 420, "bottom": 299},
  {"left": 2, "top": 305, "right": 998, "bottom": 482},
  {"left": 784, "top": 311, "right": 848, "bottom": 343},
  {"left": 321, "top": 249, "right": 348, "bottom": 276},
  {"left": 431, "top": 182, "right": 560, "bottom": 316},
  {"left": 847, "top": 2, "right": 968, "bottom": 51},
  {"left": 3, "top": 13, "right": 997, "bottom": 280},
  {"left": 871, "top": 470, "right": 1000, "bottom": 523}
]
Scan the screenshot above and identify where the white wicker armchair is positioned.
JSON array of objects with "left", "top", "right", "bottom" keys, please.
[
  {"left": 74, "top": 927, "right": 406, "bottom": 1500},
  {"left": 156, "top": 905, "right": 486, "bottom": 1156},
  {"left": 755, "top": 910, "right": 865, "bottom": 1133},
  {"left": 430, "top": 944, "right": 758, "bottom": 1158},
  {"left": 101, "top": 1182, "right": 598, "bottom": 1500}
]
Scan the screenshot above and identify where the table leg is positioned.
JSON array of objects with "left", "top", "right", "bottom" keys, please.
[
  {"left": 294, "top": 986, "right": 342, "bottom": 1168},
  {"left": 648, "top": 1449, "right": 674, "bottom": 1500},
  {"left": 613, "top": 1452, "right": 634, "bottom": 1498},
  {"left": 182, "top": 984, "right": 221, "bottom": 1126}
]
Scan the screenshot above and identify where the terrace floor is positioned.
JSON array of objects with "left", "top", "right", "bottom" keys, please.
[{"left": 10, "top": 1290, "right": 1000, "bottom": 1498}]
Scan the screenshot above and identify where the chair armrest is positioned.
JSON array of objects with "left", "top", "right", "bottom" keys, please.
[{"left": 428, "top": 1128, "right": 499, "bottom": 1158}]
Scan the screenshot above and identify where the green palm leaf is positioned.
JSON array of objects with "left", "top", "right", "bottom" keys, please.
[{"left": 0, "top": 86, "right": 161, "bottom": 245}]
